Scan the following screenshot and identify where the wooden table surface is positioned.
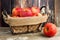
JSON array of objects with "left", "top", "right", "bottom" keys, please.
[{"left": 0, "top": 27, "right": 60, "bottom": 40}]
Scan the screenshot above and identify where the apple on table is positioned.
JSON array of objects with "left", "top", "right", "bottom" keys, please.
[{"left": 43, "top": 23, "right": 57, "bottom": 37}]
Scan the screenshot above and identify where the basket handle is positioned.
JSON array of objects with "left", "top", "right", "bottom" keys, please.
[
  {"left": 2, "top": 10, "right": 10, "bottom": 24},
  {"left": 2, "top": 10, "right": 10, "bottom": 18}
]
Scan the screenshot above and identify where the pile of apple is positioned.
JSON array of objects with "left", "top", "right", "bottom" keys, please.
[{"left": 12, "top": 7, "right": 40, "bottom": 17}]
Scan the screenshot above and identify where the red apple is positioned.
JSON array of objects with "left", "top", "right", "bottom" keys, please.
[
  {"left": 12, "top": 7, "right": 22, "bottom": 17},
  {"left": 20, "top": 8, "right": 33, "bottom": 17},
  {"left": 31, "top": 7, "right": 40, "bottom": 16},
  {"left": 43, "top": 23, "right": 57, "bottom": 37}
]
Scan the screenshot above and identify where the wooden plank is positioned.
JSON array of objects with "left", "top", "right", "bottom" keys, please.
[
  {"left": 0, "top": 0, "right": 1, "bottom": 27},
  {"left": 55, "top": 0, "right": 60, "bottom": 26}
]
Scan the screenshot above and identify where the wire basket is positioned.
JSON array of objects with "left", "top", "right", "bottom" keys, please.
[{"left": 2, "top": 12, "right": 48, "bottom": 34}]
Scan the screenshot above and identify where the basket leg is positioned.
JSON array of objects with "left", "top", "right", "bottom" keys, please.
[
  {"left": 10, "top": 28, "right": 18, "bottom": 35},
  {"left": 39, "top": 22, "right": 47, "bottom": 31},
  {"left": 38, "top": 23, "right": 43, "bottom": 31},
  {"left": 9, "top": 26, "right": 16, "bottom": 34}
]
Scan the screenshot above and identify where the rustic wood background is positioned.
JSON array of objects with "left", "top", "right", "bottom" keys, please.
[{"left": 55, "top": 0, "right": 60, "bottom": 27}]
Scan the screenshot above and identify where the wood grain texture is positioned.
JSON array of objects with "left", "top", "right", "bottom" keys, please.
[{"left": 55, "top": 0, "right": 60, "bottom": 26}]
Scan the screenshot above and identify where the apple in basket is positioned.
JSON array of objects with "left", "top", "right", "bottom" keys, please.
[
  {"left": 31, "top": 7, "right": 40, "bottom": 16},
  {"left": 19, "top": 8, "right": 33, "bottom": 17},
  {"left": 43, "top": 23, "right": 57, "bottom": 37},
  {"left": 12, "top": 7, "right": 22, "bottom": 17}
]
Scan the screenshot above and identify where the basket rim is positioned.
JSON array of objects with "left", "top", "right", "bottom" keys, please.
[{"left": 4, "top": 14, "right": 48, "bottom": 26}]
